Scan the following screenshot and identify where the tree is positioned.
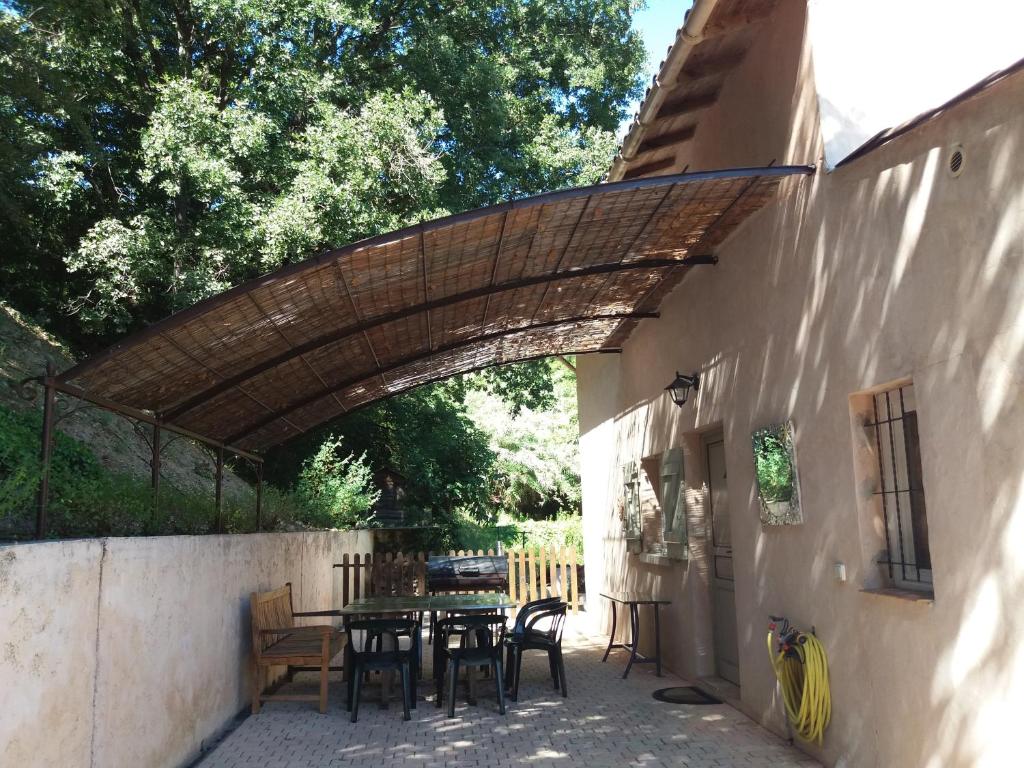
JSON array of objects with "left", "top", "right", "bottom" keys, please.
[
  {"left": 1, "top": 0, "right": 645, "bottom": 349},
  {"left": 262, "top": 379, "right": 496, "bottom": 520},
  {"left": 466, "top": 358, "right": 581, "bottom": 519}
]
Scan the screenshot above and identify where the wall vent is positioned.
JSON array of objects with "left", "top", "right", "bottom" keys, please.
[{"left": 948, "top": 145, "right": 965, "bottom": 177}]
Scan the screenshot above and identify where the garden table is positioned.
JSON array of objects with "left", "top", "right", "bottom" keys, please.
[
  {"left": 600, "top": 592, "right": 672, "bottom": 678},
  {"left": 338, "top": 593, "right": 516, "bottom": 704}
]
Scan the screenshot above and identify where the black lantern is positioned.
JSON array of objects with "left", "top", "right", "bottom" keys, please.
[{"left": 665, "top": 371, "right": 700, "bottom": 407}]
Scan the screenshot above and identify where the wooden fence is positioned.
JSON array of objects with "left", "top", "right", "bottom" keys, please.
[{"left": 333, "top": 547, "right": 580, "bottom": 614}]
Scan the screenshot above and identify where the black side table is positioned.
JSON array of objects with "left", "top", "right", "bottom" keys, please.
[{"left": 600, "top": 592, "right": 671, "bottom": 678}]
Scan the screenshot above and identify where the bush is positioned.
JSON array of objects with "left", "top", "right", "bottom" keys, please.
[
  {"left": 443, "top": 508, "right": 583, "bottom": 555},
  {"left": 295, "top": 436, "right": 379, "bottom": 529},
  {"left": 0, "top": 404, "right": 310, "bottom": 539}
]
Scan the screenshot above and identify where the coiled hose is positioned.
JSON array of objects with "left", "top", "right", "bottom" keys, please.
[{"left": 767, "top": 617, "right": 831, "bottom": 745}]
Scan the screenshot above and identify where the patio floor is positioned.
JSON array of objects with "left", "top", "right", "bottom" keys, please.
[{"left": 198, "top": 620, "right": 819, "bottom": 768}]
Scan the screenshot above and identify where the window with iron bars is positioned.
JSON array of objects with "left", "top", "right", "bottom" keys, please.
[{"left": 864, "top": 382, "right": 933, "bottom": 589}]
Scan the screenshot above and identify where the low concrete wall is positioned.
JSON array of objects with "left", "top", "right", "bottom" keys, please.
[{"left": 0, "top": 529, "right": 372, "bottom": 768}]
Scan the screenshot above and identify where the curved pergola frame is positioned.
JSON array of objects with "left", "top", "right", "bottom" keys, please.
[{"left": 28, "top": 164, "right": 812, "bottom": 537}]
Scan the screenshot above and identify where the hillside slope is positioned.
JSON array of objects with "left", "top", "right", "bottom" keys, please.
[{"left": 0, "top": 303, "right": 250, "bottom": 500}]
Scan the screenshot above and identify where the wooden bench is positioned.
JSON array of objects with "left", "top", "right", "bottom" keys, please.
[{"left": 250, "top": 583, "right": 344, "bottom": 714}]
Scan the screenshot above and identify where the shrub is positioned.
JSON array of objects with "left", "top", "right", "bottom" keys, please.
[
  {"left": 0, "top": 404, "right": 308, "bottom": 539},
  {"left": 295, "top": 436, "right": 379, "bottom": 529}
]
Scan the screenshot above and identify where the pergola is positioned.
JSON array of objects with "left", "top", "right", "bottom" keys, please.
[{"left": 29, "top": 165, "right": 813, "bottom": 536}]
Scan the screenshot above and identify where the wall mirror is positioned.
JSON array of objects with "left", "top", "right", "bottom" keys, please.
[{"left": 751, "top": 421, "right": 803, "bottom": 525}]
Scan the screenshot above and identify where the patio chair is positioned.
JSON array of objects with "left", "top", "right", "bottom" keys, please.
[
  {"left": 502, "top": 596, "right": 560, "bottom": 690},
  {"left": 434, "top": 614, "right": 507, "bottom": 718},
  {"left": 505, "top": 601, "right": 568, "bottom": 701},
  {"left": 507, "top": 596, "right": 560, "bottom": 639},
  {"left": 249, "top": 583, "right": 344, "bottom": 715},
  {"left": 345, "top": 618, "right": 415, "bottom": 723}
]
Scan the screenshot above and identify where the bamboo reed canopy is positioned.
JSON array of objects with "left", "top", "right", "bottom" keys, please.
[{"left": 56, "top": 166, "right": 812, "bottom": 453}]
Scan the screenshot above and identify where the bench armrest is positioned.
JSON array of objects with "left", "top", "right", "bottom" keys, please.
[{"left": 293, "top": 610, "right": 342, "bottom": 617}]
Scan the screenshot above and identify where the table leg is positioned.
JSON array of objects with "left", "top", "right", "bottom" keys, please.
[
  {"left": 654, "top": 603, "right": 662, "bottom": 677},
  {"left": 602, "top": 601, "right": 618, "bottom": 662},
  {"left": 466, "top": 630, "right": 478, "bottom": 704},
  {"left": 623, "top": 602, "right": 640, "bottom": 679}
]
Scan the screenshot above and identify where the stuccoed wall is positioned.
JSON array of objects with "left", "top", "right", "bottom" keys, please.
[
  {"left": 0, "top": 529, "right": 372, "bottom": 768},
  {"left": 578, "top": 1, "right": 1024, "bottom": 766}
]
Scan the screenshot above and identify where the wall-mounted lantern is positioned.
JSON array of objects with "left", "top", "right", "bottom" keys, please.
[{"left": 665, "top": 371, "right": 700, "bottom": 407}]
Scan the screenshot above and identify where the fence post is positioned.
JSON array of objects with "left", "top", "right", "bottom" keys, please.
[
  {"left": 508, "top": 550, "right": 517, "bottom": 607},
  {"left": 538, "top": 546, "right": 547, "bottom": 599},
  {"left": 550, "top": 547, "right": 560, "bottom": 598},
  {"left": 353, "top": 553, "right": 362, "bottom": 602},
  {"left": 342, "top": 553, "right": 351, "bottom": 607},
  {"left": 518, "top": 548, "right": 527, "bottom": 606},
  {"left": 569, "top": 546, "right": 579, "bottom": 615}
]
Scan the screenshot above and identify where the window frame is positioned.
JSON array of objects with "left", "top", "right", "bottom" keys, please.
[{"left": 864, "top": 382, "right": 934, "bottom": 591}]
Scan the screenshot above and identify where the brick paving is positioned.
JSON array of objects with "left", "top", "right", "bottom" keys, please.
[{"left": 199, "top": 620, "right": 818, "bottom": 767}]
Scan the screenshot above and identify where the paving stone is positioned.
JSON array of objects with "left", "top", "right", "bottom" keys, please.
[{"left": 197, "top": 620, "right": 818, "bottom": 767}]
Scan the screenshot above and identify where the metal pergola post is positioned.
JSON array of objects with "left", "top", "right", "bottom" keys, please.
[
  {"left": 214, "top": 446, "right": 225, "bottom": 533},
  {"left": 151, "top": 423, "right": 161, "bottom": 514},
  {"left": 35, "top": 362, "right": 56, "bottom": 540},
  {"left": 25, "top": 368, "right": 262, "bottom": 540},
  {"left": 255, "top": 462, "right": 263, "bottom": 532}
]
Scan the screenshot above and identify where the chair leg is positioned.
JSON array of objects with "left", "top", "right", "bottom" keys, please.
[
  {"left": 549, "top": 650, "right": 559, "bottom": 690},
  {"left": 351, "top": 663, "right": 363, "bottom": 723},
  {"left": 251, "top": 660, "right": 263, "bottom": 714},
  {"left": 556, "top": 648, "right": 568, "bottom": 698},
  {"left": 493, "top": 656, "right": 506, "bottom": 715},
  {"left": 401, "top": 662, "right": 412, "bottom": 721},
  {"left": 410, "top": 653, "right": 418, "bottom": 709},
  {"left": 319, "top": 659, "right": 330, "bottom": 714},
  {"left": 435, "top": 651, "right": 445, "bottom": 707},
  {"left": 511, "top": 648, "right": 522, "bottom": 702},
  {"left": 447, "top": 658, "right": 459, "bottom": 718}
]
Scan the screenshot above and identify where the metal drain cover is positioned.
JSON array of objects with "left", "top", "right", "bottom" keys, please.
[{"left": 652, "top": 686, "right": 722, "bottom": 705}]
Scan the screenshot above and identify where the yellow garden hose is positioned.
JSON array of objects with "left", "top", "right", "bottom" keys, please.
[{"left": 767, "top": 618, "right": 831, "bottom": 745}]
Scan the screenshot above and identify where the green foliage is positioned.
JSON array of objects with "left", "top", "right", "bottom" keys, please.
[
  {"left": 472, "top": 360, "right": 558, "bottom": 415},
  {"left": 753, "top": 427, "right": 794, "bottom": 503},
  {"left": 0, "top": 404, "right": 352, "bottom": 539},
  {"left": 467, "top": 359, "right": 581, "bottom": 519},
  {"left": 514, "top": 514, "right": 584, "bottom": 554},
  {"left": 0, "top": 0, "right": 645, "bottom": 348},
  {"left": 0, "top": 0, "right": 638, "bottom": 537},
  {"left": 444, "top": 509, "right": 583, "bottom": 554},
  {"left": 295, "top": 436, "right": 379, "bottom": 529},
  {"left": 263, "top": 380, "right": 495, "bottom": 520}
]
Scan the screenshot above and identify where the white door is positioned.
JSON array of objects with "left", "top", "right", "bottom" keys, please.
[{"left": 705, "top": 434, "right": 740, "bottom": 685}]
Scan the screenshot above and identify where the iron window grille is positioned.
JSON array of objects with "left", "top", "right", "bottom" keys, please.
[{"left": 864, "top": 383, "right": 933, "bottom": 588}]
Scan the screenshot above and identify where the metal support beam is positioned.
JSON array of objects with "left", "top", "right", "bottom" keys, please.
[
  {"left": 152, "top": 423, "right": 161, "bottom": 515},
  {"left": 252, "top": 347, "right": 623, "bottom": 451},
  {"left": 215, "top": 446, "right": 224, "bottom": 534},
  {"left": 47, "top": 378, "right": 262, "bottom": 463},
  {"left": 255, "top": 462, "right": 263, "bottom": 532},
  {"left": 224, "top": 312, "right": 658, "bottom": 445},
  {"left": 161, "top": 257, "right": 701, "bottom": 422},
  {"left": 35, "top": 362, "right": 56, "bottom": 540}
]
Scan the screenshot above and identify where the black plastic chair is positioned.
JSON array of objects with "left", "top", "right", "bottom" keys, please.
[
  {"left": 502, "top": 597, "right": 559, "bottom": 690},
  {"left": 434, "top": 614, "right": 507, "bottom": 718},
  {"left": 344, "top": 618, "right": 415, "bottom": 723},
  {"left": 505, "top": 601, "right": 568, "bottom": 701},
  {"left": 507, "top": 596, "right": 560, "bottom": 639}
]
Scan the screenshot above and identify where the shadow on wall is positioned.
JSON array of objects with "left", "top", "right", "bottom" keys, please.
[{"left": 586, "top": 28, "right": 1024, "bottom": 768}]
